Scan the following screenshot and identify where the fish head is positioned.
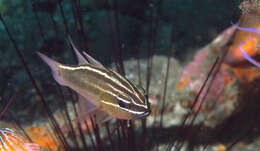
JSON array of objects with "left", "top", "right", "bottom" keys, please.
[
  {"left": 100, "top": 82, "right": 151, "bottom": 120},
  {"left": 129, "top": 84, "right": 151, "bottom": 119}
]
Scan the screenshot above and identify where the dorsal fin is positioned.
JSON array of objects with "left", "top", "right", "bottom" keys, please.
[
  {"left": 68, "top": 36, "right": 88, "bottom": 64},
  {"left": 82, "top": 51, "right": 104, "bottom": 68},
  {"left": 68, "top": 36, "right": 104, "bottom": 68}
]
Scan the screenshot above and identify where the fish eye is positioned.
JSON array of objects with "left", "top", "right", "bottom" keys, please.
[{"left": 118, "top": 100, "right": 126, "bottom": 108}]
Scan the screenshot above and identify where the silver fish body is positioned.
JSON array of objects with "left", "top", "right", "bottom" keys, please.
[{"left": 37, "top": 45, "right": 150, "bottom": 121}]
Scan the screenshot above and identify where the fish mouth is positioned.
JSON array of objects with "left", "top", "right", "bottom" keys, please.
[
  {"left": 143, "top": 109, "right": 151, "bottom": 117},
  {"left": 132, "top": 109, "right": 151, "bottom": 120}
]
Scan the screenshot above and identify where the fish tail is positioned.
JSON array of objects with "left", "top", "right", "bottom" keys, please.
[{"left": 37, "top": 52, "right": 65, "bottom": 85}]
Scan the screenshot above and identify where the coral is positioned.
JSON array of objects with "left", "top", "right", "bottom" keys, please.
[
  {"left": 224, "top": 0, "right": 260, "bottom": 82},
  {"left": 26, "top": 126, "right": 60, "bottom": 151},
  {"left": 177, "top": 26, "right": 238, "bottom": 126},
  {"left": 232, "top": 66, "right": 260, "bottom": 82},
  {"left": 225, "top": 0, "right": 260, "bottom": 65},
  {"left": 179, "top": 26, "right": 236, "bottom": 91}
]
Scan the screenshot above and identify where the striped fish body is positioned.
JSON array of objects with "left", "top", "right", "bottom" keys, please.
[
  {"left": 37, "top": 50, "right": 151, "bottom": 120},
  {"left": 0, "top": 128, "right": 39, "bottom": 151}
]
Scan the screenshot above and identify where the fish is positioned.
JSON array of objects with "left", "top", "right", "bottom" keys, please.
[
  {"left": 0, "top": 128, "right": 40, "bottom": 151},
  {"left": 232, "top": 23, "right": 260, "bottom": 67},
  {"left": 37, "top": 39, "right": 151, "bottom": 123}
]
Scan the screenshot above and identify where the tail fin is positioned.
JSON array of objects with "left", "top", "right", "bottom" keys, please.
[{"left": 37, "top": 52, "right": 65, "bottom": 85}]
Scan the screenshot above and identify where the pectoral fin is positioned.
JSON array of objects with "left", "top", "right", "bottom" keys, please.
[
  {"left": 78, "top": 94, "right": 97, "bottom": 114},
  {"left": 76, "top": 95, "right": 113, "bottom": 125},
  {"left": 90, "top": 110, "right": 113, "bottom": 125}
]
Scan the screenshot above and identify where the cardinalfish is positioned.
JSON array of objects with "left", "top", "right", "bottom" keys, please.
[
  {"left": 37, "top": 38, "right": 151, "bottom": 123},
  {"left": 0, "top": 128, "right": 40, "bottom": 151},
  {"left": 232, "top": 23, "right": 260, "bottom": 67}
]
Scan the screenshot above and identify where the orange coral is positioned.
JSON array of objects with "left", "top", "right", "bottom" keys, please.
[
  {"left": 224, "top": 76, "right": 232, "bottom": 85},
  {"left": 224, "top": 0, "right": 260, "bottom": 82},
  {"left": 226, "top": 37, "right": 258, "bottom": 64},
  {"left": 232, "top": 67, "right": 260, "bottom": 82},
  {"left": 26, "top": 126, "right": 60, "bottom": 151},
  {"left": 177, "top": 75, "right": 190, "bottom": 90},
  {"left": 225, "top": 14, "right": 260, "bottom": 65}
]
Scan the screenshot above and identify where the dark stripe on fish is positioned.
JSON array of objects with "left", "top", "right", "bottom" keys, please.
[{"left": 58, "top": 64, "right": 147, "bottom": 108}]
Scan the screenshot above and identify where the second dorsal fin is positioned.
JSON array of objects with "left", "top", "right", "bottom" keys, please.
[
  {"left": 68, "top": 36, "right": 104, "bottom": 68},
  {"left": 82, "top": 51, "right": 104, "bottom": 68},
  {"left": 68, "top": 36, "right": 88, "bottom": 64}
]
